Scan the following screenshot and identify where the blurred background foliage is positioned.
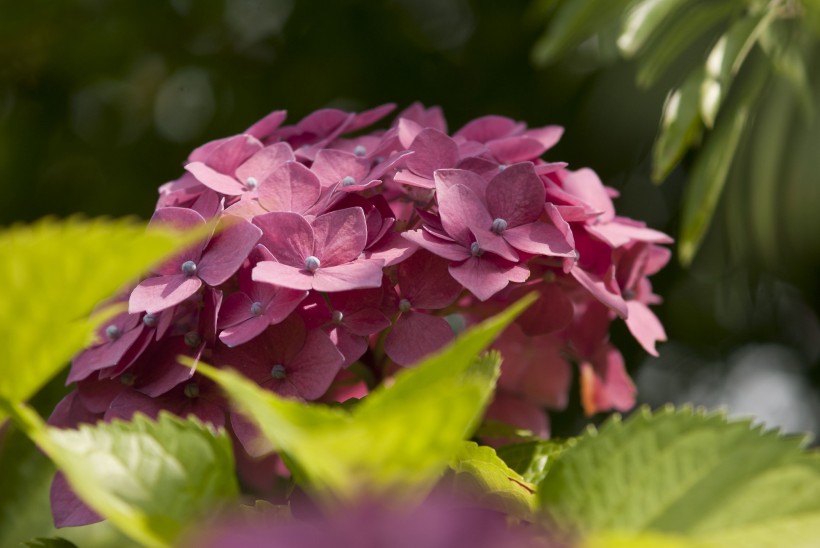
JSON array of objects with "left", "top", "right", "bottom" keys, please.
[{"left": 1, "top": 0, "right": 818, "bottom": 439}]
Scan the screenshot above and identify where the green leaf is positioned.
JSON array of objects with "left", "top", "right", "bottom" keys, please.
[
  {"left": 652, "top": 67, "right": 705, "bottom": 182},
  {"left": 496, "top": 439, "right": 573, "bottom": 485},
  {"left": 0, "top": 217, "right": 192, "bottom": 423},
  {"left": 448, "top": 441, "right": 536, "bottom": 518},
  {"left": 538, "top": 406, "right": 820, "bottom": 547},
  {"left": 700, "top": 11, "right": 773, "bottom": 127},
  {"left": 197, "top": 293, "right": 536, "bottom": 506},
  {"left": 636, "top": 0, "right": 739, "bottom": 89},
  {"left": 22, "top": 538, "right": 78, "bottom": 548},
  {"left": 531, "top": 0, "right": 633, "bottom": 66},
  {"left": 618, "top": 0, "right": 691, "bottom": 58},
  {"left": 6, "top": 403, "right": 238, "bottom": 548},
  {"left": 678, "top": 55, "right": 768, "bottom": 265}
]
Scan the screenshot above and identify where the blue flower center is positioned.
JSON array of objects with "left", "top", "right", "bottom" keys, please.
[
  {"left": 181, "top": 260, "right": 198, "bottom": 276},
  {"left": 331, "top": 310, "right": 344, "bottom": 324},
  {"left": 105, "top": 324, "right": 121, "bottom": 341},
  {"left": 143, "top": 313, "right": 158, "bottom": 327},
  {"left": 245, "top": 176, "right": 258, "bottom": 189},
  {"left": 470, "top": 242, "right": 483, "bottom": 257},
  {"left": 120, "top": 373, "right": 135, "bottom": 386},
  {"left": 250, "top": 301, "right": 264, "bottom": 316},
  {"left": 399, "top": 299, "right": 412, "bottom": 313},
  {"left": 270, "top": 364, "right": 287, "bottom": 379},
  {"left": 353, "top": 145, "right": 367, "bottom": 157},
  {"left": 341, "top": 176, "right": 356, "bottom": 187},
  {"left": 304, "top": 256, "right": 321, "bottom": 272},
  {"left": 491, "top": 218, "right": 508, "bottom": 234}
]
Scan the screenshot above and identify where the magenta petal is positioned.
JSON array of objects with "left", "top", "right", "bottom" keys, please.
[
  {"left": 486, "top": 162, "right": 545, "bottom": 226},
  {"left": 449, "top": 257, "right": 526, "bottom": 301},
  {"left": 484, "top": 394, "right": 549, "bottom": 445},
  {"left": 257, "top": 161, "right": 321, "bottom": 213},
  {"left": 253, "top": 211, "right": 315, "bottom": 266},
  {"left": 328, "top": 326, "right": 369, "bottom": 367},
  {"left": 219, "top": 315, "right": 270, "bottom": 347},
  {"left": 129, "top": 275, "right": 202, "bottom": 314},
  {"left": 206, "top": 134, "right": 263, "bottom": 174},
  {"left": 311, "top": 260, "right": 384, "bottom": 292},
  {"left": 236, "top": 142, "right": 294, "bottom": 183},
  {"left": 364, "top": 231, "right": 419, "bottom": 267},
  {"left": 253, "top": 261, "right": 315, "bottom": 291},
  {"left": 385, "top": 312, "right": 454, "bottom": 366},
  {"left": 288, "top": 329, "right": 344, "bottom": 400},
  {"left": 198, "top": 218, "right": 262, "bottom": 286},
  {"left": 581, "top": 346, "right": 636, "bottom": 415},
  {"left": 244, "top": 109, "right": 287, "bottom": 139},
  {"left": 398, "top": 250, "right": 463, "bottom": 309},
  {"left": 570, "top": 267, "right": 628, "bottom": 318},
  {"left": 402, "top": 230, "right": 471, "bottom": 262},
  {"left": 342, "top": 308, "right": 391, "bottom": 336},
  {"left": 586, "top": 221, "right": 673, "bottom": 248},
  {"left": 503, "top": 222, "right": 574, "bottom": 257},
  {"left": 263, "top": 287, "right": 309, "bottom": 324},
  {"left": 527, "top": 125, "right": 564, "bottom": 150},
  {"left": 407, "top": 128, "right": 459, "bottom": 177},
  {"left": 150, "top": 207, "right": 209, "bottom": 276},
  {"left": 433, "top": 168, "right": 488, "bottom": 197},
  {"left": 217, "top": 292, "right": 255, "bottom": 329},
  {"left": 51, "top": 473, "right": 102, "bottom": 527},
  {"left": 472, "top": 227, "right": 519, "bottom": 262},
  {"left": 393, "top": 169, "right": 435, "bottom": 189},
  {"left": 185, "top": 162, "right": 244, "bottom": 195},
  {"left": 517, "top": 283, "right": 574, "bottom": 336},
  {"left": 312, "top": 208, "right": 368, "bottom": 266},
  {"left": 69, "top": 327, "right": 144, "bottom": 383},
  {"left": 624, "top": 301, "right": 666, "bottom": 357},
  {"left": 561, "top": 168, "right": 615, "bottom": 223},
  {"left": 437, "top": 184, "right": 492, "bottom": 246},
  {"left": 487, "top": 137, "right": 546, "bottom": 164},
  {"left": 456, "top": 115, "right": 519, "bottom": 142},
  {"left": 311, "top": 149, "right": 368, "bottom": 187}
]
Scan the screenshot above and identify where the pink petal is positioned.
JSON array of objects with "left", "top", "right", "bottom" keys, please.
[
  {"left": 433, "top": 168, "right": 488, "bottom": 197},
  {"left": 327, "top": 326, "right": 369, "bottom": 367},
  {"left": 570, "top": 267, "right": 628, "bottom": 318},
  {"left": 384, "top": 311, "right": 454, "bottom": 366},
  {"left": 205, "top": 134, "right": 263, "bottom": 174},
  {"left": 69, "top": 327, "right": 144, "bottom": 383},
  {"left": 217, "top": 291, "right": 255, "bottom": 329},
  {"left": 253, "top": 212, "right": 314, "bottom": 266},
  {"left": 516, "top": 283, "right": 574, "bottom": 336},
  {"left": 257, "top": 161, "right": 321, "bottom": 214},
  {"left": 580, "top": 346, "right": 636, "bottom": 416},
  {"left": 394, "top": 169, "right": 435, "bottom": 189},
  {"left": 397, "top": 250, "right": 463, "bottom": 309},
  {"left": 311, "top": 149, "right": 369, "bottom": 188},
  {"left": 624, "top": 300, "right": 667, "bottom": 357},
  {"left": 526, "top": 125, "right": 564, "bottom": 150},
  {"left": 487, "top": 137, "right": 547, "bottom": 164},
  {"left": 244, "top": 109, "right": 287, "bottom": 139},
  {"left": 185, "top": 161, "right": 245, "bottom": 195},
  {"left": 397, "top": 117, "right": 424, "bottom": 148},
  {"left": 219, "top": 315, "right": 270, "bottom": 347},
  {"left": 341, "top": 307, "right": 391, "bottom": 336},
  {"left": 406, "top": 128, "right": 459, "bottom": 177},
  {"left": 437, "top": 184, "right": 492, "bottom": 246},
  {"left": 486, "top": 162, "right": 545, "bottom": 226},
  {"left": 455, "top": 115, "right": 519, "bottom": 143},
  {"left": 129, "top": 275, "right": 202, "bottom": 314},
  {"left": 312, "top": 208, "right": 368, "bottom": 266},
  {"left": 224, "top": 198, "right": 267, "bottom": 220},
  {"left": 561, "top": 168, "right": 615, "bottom": 223},
  {"left": 347, "top": 103, "right": 396, "bottom": 132},
  {"left": 149, "top": 207, "right": 209, "bottom": 276},
  {"left": 236, "top": 142, "right": 295, "bottom": 183},
  {"left": 472, "top": 227, "right": 519, "bottom": 262},
  {"left": 51, "top": 473, "right": 102, "bottom": 527},
  {"left": 586, "top": 220, "right": 673, "bottom": 248},
  {"left": 364, "top": 230, "right": 419, "bottom": 267},
  {"left": 449, "top": 257, "right": 529, "bottom": 301},
  {"left": 483, "top": 394, "right": 549, "bottom": 446},
  {"left": 253, "top": 261, "right": 315, "bottom": 291},
  {"left": 263, "top": 287, "right": 309, "bottom": 324},
  {"left": 503, "top": 222, "right": 574, "bottom": 257},
  {"left": 287, "top": 329, "right": 344, "bottom": 400},
  {"left": 402, "top": 230, "right": 471, "bottom": 262},
  {"left": 311, "top": 260, "right": 385, "bottom": 292},
  {"left": 198, "top": 218, "right": 262, "bottom": 286}
]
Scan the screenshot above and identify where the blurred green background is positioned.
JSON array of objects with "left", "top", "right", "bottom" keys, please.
[{"left": 1, "top": 0, "right": 818, "bottom": 438}]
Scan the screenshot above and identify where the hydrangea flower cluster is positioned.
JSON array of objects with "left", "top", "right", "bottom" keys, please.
[{"left": 49, "top": 103, "right": 671, "bottom": 525}]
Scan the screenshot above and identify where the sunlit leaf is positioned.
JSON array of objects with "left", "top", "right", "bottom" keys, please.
[
  {"left": 448, "top": 441, "right": 535, "bottom": 518},
  {"left": 197, "top": 294, "right": 536, "bottom": 506},
  {"left": 679, "top": 55, "right": 767, "bottom": 265},
  {"left": 22, "top": 538, "right": 78, "bottom": 548},
  {"left": 652, "top": 67, "right": 705, "bottom": 183},
  {"left": 5, "top": 403, "right": 238, "bottom": 548},
  {"left": 0, "top": 218, "right": 192, "bottom": 424},
  {"left": 700, "top": 11, "right": 773, "bottom": 127},
  {"left": 538, "top": 406, "right": 820, "bottom": 547},
  {"left": 618, "top": 0, "right": 690, "bottom": 58},
  {"left": 636, "top": 0, "right": 739, "bottom": 89},
  {"left": 531, "top": 0, "right": 633, "bottom": 66},
  {"left": 496, "top": 439, "right": 573, "bottom": 485}
]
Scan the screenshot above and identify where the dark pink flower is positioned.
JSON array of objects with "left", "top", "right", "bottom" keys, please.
[
  {"left": 129, "top": 209, "right": 261, "bottom": 314},
  {"left": 384, "top": 251, "right": 463, "bottom": 366},
  {"left": 252, "top": 208, "right": 384, "bottom": 292}
]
